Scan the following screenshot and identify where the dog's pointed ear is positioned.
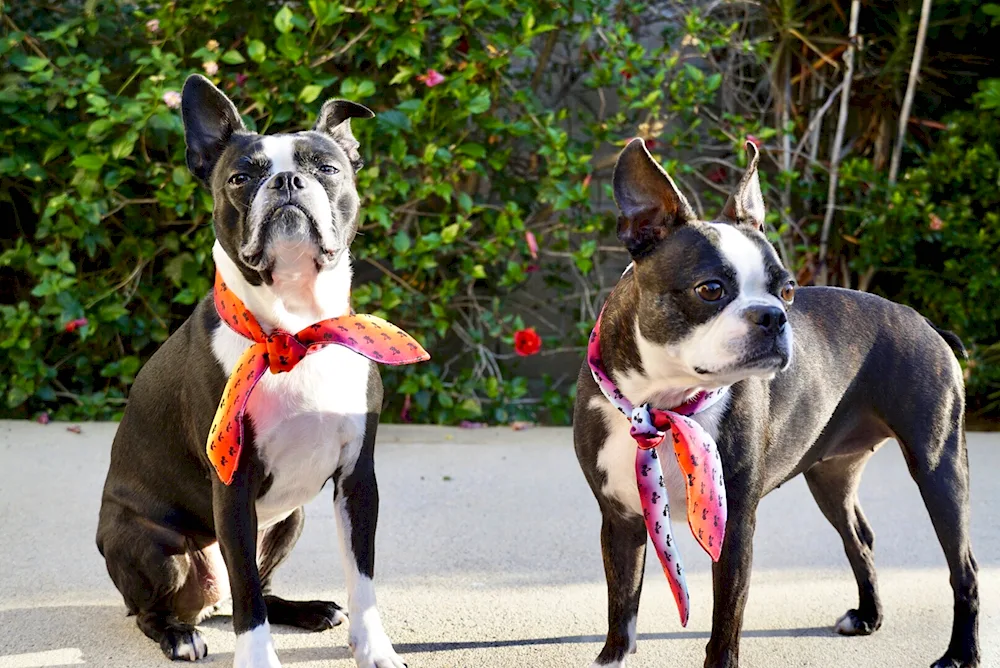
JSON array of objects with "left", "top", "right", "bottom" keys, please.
[
  {"left": 181, "top": 74, "right": 245, "bottom": 184},
  {"left": 720, "top": 141, "right": 765, "bottom": 231},
  {"left": 613, "top": 138, "right": 696, "bottom": 259},
  {"left": 314, "top": 99, "right": 375, "bottom": 170}
]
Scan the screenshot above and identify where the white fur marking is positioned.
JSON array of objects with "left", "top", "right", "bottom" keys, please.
[
  {"left": 234, "top": 621, "right": 281, "bottom": 668},
  {"left": 335, "top": 484, "right": 405, "bottom": 668},
  {"left": 835, "top": 611, "right": 859, "bottom": 634},
  {"left": 260, "top": 135, "right": 297, "bottom": 176},
  {"left": 212, "top": 247, "right": 369, "bottom": 529}
]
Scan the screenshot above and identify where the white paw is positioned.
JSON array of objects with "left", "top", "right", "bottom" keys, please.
[
  {"left": 835, "top": 611, "right": 856, "bottom": 634},
  {"left": 174, "top": 633, "right": 208, "bottom": 661},
  {"left": 234, "top": 621, "right": 282, "bottom": 668},
  {"left": 349, "top": 627, "right": 406, "bottom": 668}
]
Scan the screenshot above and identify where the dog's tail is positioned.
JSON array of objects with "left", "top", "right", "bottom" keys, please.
[{"left": 925, "top": 317, "right": 968, "bottom": 361}]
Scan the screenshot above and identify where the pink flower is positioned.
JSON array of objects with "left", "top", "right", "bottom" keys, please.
[
  {"left": 644, "top": 138, "right": 658, "bottom": 151},
  {"left": 582, "top": 173, "right": 592, "bottom": 190},
  {"left": 929, "top": 213, "right": 945, "bottom": 231},
  {"left": 64, "top": 317, "right": 88, "bottom": 333},
  {"left": 36, "top": 413, "right": 50, "bottom": 425},
  {"left": 235, "top": 73, "right": 249, "bottom": 87},
  {"left": 417, "top": 69, "right": 445, "bottom": 87},
  {"left": 746, "top": 135, "right": 761, "bottom": 148},
  {"left": 145, "top": 19, "right": 160, "bottom": 33},
  {"left": 525, "top": 230, "right": 538, "bottom": 259},
  {"left": 203, "top": 61, "right": 219, "bottom": 76},
  {"left": 162, "top": 90, "right": 181, "bottom": 109}
]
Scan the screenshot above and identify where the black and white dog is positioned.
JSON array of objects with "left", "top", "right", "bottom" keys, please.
[
  {"left": 97, "top": 75, "right": 406, "bottom": 668},
  {"left": 574, "top": 139, "right": 979, "bottom": 668}
]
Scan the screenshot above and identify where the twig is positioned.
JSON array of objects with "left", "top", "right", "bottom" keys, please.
[
  {"left": 888, "top": 0, "right": 933, "bottom": 185},
  {"left": 530, "top": 30, "right": 559, "bottom": 93},
  {"left": 817, "top": 0, "right": 860, "bottom": 287},
  {"left": 364, "top": 257, "right": 423, "bottom": 296},
  {"left": 309, "top": 24, "right": 372, "bottom": 68}
]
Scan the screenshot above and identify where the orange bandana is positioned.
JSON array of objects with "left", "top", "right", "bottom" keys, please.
[{"left": 207, "top": 271, "right": 430, "bottom": 484}]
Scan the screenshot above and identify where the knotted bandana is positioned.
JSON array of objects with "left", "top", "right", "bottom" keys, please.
[
  {"left": 587, "top": 303, "right": 728, "bottom": 627},
  {"left": 208, "top": 271, "right": 430, "bottom": 485}
]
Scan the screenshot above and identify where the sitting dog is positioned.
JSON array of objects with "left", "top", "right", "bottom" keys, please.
[
  {"left": 97, "top": 74, "right": 422, "bottom": 668},
  {"left": 573, "top": 139, "right": 979, "bottom": 668}
]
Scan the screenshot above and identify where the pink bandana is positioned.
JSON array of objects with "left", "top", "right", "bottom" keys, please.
[{"left": 587, "top": 295, "right": 728, "bottom": 626}]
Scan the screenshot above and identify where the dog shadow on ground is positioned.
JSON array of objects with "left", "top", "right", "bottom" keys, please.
[{"left": 0, "top": 603, "right": 838, "bottom": 666}]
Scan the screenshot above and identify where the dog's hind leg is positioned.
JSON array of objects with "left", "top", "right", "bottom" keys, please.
[
  {"left": 804, "top": 451, "right": 883, "bottom": 636},
  {"left": 98, "top": 507, "right": 209, "bottom": 661},
  {"left": 896, "top": 423, "right": 980, "bottom": 668},
  {"left": 259, "top": 506, "right": 347, "bottom": 632},
  {"left": 592, "top": 511, "right": 646, "bottom": 668}
]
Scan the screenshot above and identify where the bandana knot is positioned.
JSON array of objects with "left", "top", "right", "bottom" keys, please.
[{"left": 207, "top": 271, "right": 430, "bottom": 485}]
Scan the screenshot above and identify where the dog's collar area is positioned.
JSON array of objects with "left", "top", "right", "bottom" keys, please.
[
  {"left": 587, "top": 295, "right": 728, "bottom": 628},
  {"left": 207, "top": 270, "right": 430, "bottom": 485}
]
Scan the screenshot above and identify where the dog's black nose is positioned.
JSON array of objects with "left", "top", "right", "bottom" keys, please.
[
  {"left": 269, "top": 171, "right": 305, "bottom": 191},
  {"left": 744, "top": 305, "right": 787, "bottom": 335}
]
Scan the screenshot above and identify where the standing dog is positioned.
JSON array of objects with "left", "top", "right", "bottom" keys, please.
[
  {"left": 97, "top": 75, "right": 408, "bottom": 668},
  {"left": 574, "top": 139, "right": 979, "bottom": 668}
]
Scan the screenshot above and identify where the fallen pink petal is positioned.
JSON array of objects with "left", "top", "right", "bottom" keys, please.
[{"left": 525, "top": 231, "right": 538, "bottom": 259}]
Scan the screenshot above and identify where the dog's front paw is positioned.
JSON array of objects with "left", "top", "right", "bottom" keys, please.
[
  {"left": 931, "top": 654, "right": 980, "bottom": 668},
  {"left": 234, "top": 622, "right": 282, "bottom": 668},
  {"left": 349, "top": 628, "right": 406, "bottom": 668},
  {"left": 834, "top": 608, "right": 882, "bottom": 636},
  {"left": 160, "top": 625, "right": 208, "bottom": 661}
]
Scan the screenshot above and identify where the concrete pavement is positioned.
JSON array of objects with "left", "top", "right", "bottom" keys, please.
[{"left": 0, "top": 421, "right": 996, "bottom": 667}]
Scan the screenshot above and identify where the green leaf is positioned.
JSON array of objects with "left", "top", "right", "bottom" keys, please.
[
  {"left": 111, "top": 134, "right": 136, "bottom": 160},
  {"left": 299, "top": 84, "right": 323, "bottom": 103},
  {"left": 72, "top": 154, "right": 106, "bottom": 171},
  {"left": 441, "top": 223, "right": 460, "bottom": 244},
  {"left": 274, "top": 6, "right": 295, "bottom": 33},
  {"left": 221, "top": 49, "right": 246, "bottom": 65},
  {"left": 276, "top": 33, "right": 303, "bottom": 61},
  {"left": 42, "top": 144, "right": 66, "bottom": 164},
  {"left": 20, "top": 56, "right": 49, "bottom": 72},
  {"left": 86, "top": 118, "right": 114, "bottom": 141},
  {"left": 393, "top": 230, "right": 411, "bottom": 253},
  {"left": 378, "top": 110, "right": 412, "bottom": 132},
  {"left": 247, "top": 39, "right": 267, "bottom": 63},
  {"left": 467, "top": 90, "right": 491, "bottom": 114}
]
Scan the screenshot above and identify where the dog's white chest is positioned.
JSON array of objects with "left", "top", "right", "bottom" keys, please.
[{"left": 211, "top": 325, "right": 372, "bottom": 528}]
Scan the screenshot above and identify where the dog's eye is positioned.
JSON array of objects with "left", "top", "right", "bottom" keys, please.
[
  {"left": 228, "top": 173, "right": 250, "bottom": 186},
  {"left": 780, "top": 281, "right": 796, "bottom": 304},
  {"left": 695, "top": 281, "right": 725, "bottom": 302},
  {"left": 319, "top": 165, "right": 339, "bottom": 175}
]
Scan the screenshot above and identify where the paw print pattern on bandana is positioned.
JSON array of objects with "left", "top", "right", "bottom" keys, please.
[
  {"left": 587, "top": 304, "right": 728, "bottom": 627},
  {"left": 208, "top": 272, "right": 430, "bottom": 485}
]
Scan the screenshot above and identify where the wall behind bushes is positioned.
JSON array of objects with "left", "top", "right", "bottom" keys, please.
[{"left": 2, "top": 0, "right": 998, "bottom": 424}]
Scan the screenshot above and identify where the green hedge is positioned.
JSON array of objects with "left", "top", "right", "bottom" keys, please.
[{"left": 2, "top": 1, "right": 998, "bottom": 423}]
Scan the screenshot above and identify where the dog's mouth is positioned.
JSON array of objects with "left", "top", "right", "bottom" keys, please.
[
  {"left": 240, "top": 204, "right": 341, "bottom": 281},
  {"left": 694, "top": 342, "right": 790, "bottom": 379}
]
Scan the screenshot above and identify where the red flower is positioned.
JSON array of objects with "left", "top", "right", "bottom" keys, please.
[
  {"left": 457, "top": 36, "right": 470, "bottom": 55},
  {"left": 513, "top": 328, "right": 542, "bottom": 356},
  {"left": 64, "top": 317, "right": 88, "bottom": 333},
  {"left": 417, "top": 69, "right": 445, "bottom": 87},
  {"left": 746, "top": 134, "right": 761, "bottom": 148},
  {"left": 707, "top": 166, "right": 727, "bottom": 183},
  {"left": 235, "top": 73, "right": 249, "bottom": 87},
  {"left": 643, "top": 137, "right": 658, "bottom": 151},
  {"left": 621, "top": 68, "right": 634, "bottom": 81}
]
